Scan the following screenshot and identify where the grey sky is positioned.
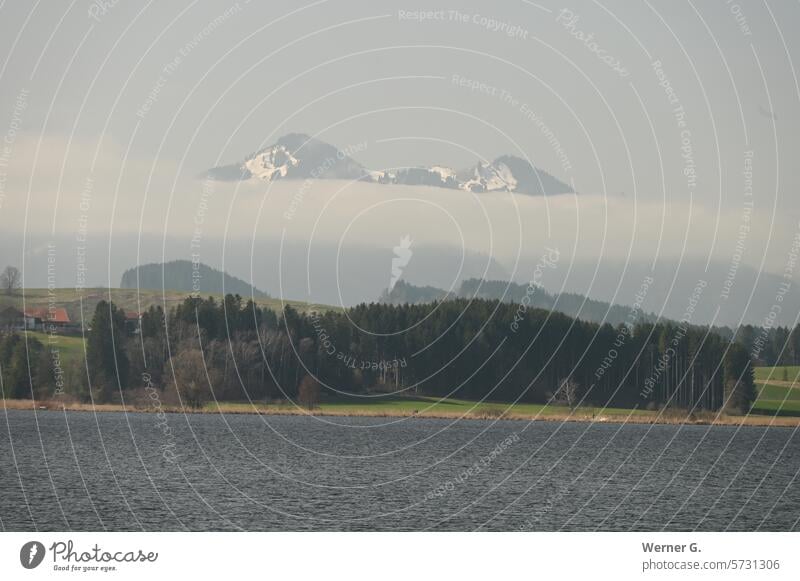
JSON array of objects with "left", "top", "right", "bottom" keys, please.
[{"left": 1, "top": 0, "right": 798, "bottom": 314}]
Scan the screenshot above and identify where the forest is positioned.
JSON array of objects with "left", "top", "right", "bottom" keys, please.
[{"left": 0, "top": 293, "right": 770, "bottom": 415}]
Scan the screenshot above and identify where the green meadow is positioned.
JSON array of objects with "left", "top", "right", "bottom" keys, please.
[
  {"left": 753, "top": 366, "right": 800, "bottom": 416},
  {"left": 23, "top": 331, "right": 87, "bottom": 366},
  {"left": 754, "top": 365, "right": 800, "bottom": 381}
]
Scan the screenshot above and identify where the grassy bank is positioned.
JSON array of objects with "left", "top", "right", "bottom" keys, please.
[{"left": 4, "top": 394, "right": 799, "bottom": 427}]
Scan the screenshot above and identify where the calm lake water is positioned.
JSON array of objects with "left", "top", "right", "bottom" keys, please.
[{"left": 1, "top": 409, "right": 798, "bottom": 531}]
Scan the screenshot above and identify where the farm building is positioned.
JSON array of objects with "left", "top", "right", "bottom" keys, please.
[
  {"left": 124, "top": 311, "right": 141, "bottom": 335},
  {"left": 0, "top": 306, "right": 25, "bottom": 331},
  {"left": 22, "top": 307, "right": 75, "bottom": 332}
]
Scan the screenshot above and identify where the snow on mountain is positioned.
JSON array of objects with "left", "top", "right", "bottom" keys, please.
[
  {"left": 204, "top": 134, "right": 574, "bottom": 196},
  {"left": 380, "top": 166, "right": 461, "bottom": 188},
  {"left": 243, "top": 143, "right": 299, "bottom": 181},
  {"left": 205, "top": 133, "right": 368, "bottom": 182},
  {"left": 461, "top": 160, "right": 518, "bottom": 193}
]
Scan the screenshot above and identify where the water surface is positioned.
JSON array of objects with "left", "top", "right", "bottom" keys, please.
[{"left": 1, "top": 409, "right": 798, "bottom": 531}]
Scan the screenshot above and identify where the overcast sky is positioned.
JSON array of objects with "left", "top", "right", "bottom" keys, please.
[{"left": 1, "top": 0, "right": 799, "bottom": 311}]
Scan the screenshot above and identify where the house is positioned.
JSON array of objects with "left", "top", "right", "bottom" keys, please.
[
  {"left": 124, "top": 311, "right": 141, "bottom": 335},
  {"left": 22, "top": 309, "right": 42, "bottom": 330},
  {"left": 23, "top": 307, "right": 72, "bottom": 332},
  {"left": 0, "top": 306, "right": 25, "bottom": 331}
]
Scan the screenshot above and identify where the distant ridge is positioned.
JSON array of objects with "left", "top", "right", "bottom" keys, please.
[
  {"left": 380, "top": 278, "right": 661, "bottom": 329},
  {"left": 120, "top": 260, "right": 269, "bottom": 298}
]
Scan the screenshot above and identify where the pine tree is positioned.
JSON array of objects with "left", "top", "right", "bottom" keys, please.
[{"left": 723, "top": 342, "right": 756, "bottom": 414}]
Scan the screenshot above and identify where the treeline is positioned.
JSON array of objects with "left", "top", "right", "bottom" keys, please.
[
  {"left": 382, "top": 279, "right": 800, "bottom": 368},
  {"left": 1, "top": 294, "right": 757, "bottom": 414},
  {"left": 734, "top": 324, "right": 800, "bottom": 368}
]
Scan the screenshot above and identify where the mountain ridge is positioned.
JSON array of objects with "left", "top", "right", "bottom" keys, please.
[{"left": 204, "top": 133, "right": 574, "bottom": 196}]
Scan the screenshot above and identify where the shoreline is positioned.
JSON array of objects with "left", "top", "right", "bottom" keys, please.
[{"left": 2, "top": 398, "right": 799, "bottom": 428}]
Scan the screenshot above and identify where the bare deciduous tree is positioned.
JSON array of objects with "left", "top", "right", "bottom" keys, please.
[
  {"left": 298, "top": 374, "right": 321, "bottom": 409},
  {"left": 171, "top": 347, "right": 215, "bottom": 409},
  {"left": 556, "top": 377, "right": 580, "bottom": 409},
  {"left": 0, "top": 266, "right": 21, "bottom": 295}
]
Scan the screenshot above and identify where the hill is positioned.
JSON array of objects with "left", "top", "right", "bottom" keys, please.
[{"left": 120, "top": 260, "right": 269, "bottom": 298}]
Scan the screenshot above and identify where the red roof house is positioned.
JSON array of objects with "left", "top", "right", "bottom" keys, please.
[{"left": 23, "top": 307, "right": 72, "bottom": 330}]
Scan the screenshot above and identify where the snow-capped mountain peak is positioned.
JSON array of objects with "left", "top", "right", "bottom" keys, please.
[
  {"left": 205, "top": 133, "right": 368, "bottom": 182},
  {"left": 243, "top": 144, "right": 300, "bottom": 181},
  {"left": 205, "top": 134, "right": 574, "bottom": 196},
  {"left": 462, "top": 160, "right": 518, "bottom": 193}
]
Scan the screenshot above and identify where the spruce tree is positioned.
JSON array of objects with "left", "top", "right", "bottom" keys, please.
[{"left": 86, "top": 300, "right": 130, "bottom": 401}]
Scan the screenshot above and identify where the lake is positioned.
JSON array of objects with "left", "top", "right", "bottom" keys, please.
[{"left": 1, "top": 409, "right": 798, "bottom": 531}]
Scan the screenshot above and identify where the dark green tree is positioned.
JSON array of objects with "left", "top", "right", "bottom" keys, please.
[
  {"left": 724, "top": 342, "right": 756, "bottom": 414},
  {"left": 5, "top": 337, "right": 44, "bottom": 399},
  {"left": 0, "top": 332, "right": 22, "bottom": 370},
  {"left": 86, "top": 300, "right": 129, "bottom": 401}
]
